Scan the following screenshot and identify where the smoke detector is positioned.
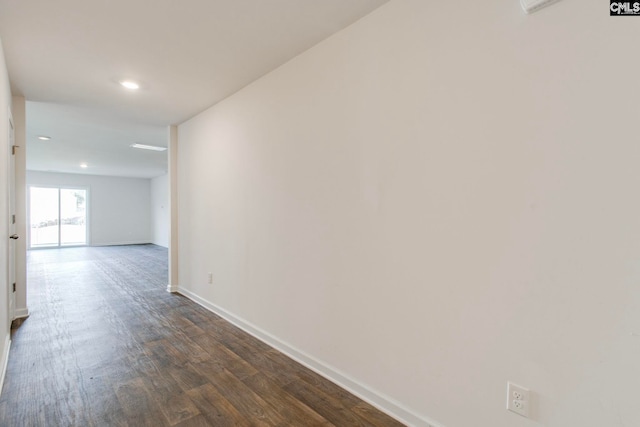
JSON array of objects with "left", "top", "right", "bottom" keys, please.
[{"left": 521, "top": 0, "right": 562, "bottom": 13}]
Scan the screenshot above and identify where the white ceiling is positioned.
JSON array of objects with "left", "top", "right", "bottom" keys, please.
[{"left": 0, "top": 0, "right": 389, "bottom": 178}]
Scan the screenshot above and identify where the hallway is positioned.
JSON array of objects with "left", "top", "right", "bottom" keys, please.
[{"left": 0, "top": 245, "right": 403, "bottom": 426}]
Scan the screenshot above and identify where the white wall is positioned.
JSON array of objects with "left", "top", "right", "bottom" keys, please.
[
  {"left": 0, "top": 36, "right": 12, "bottom": 389},
  {"left": 27, "top": 171, "right": 151, "bottom": 246},
  {"left": 151, "top": 173, "right": 168, "bottom": 247},
  {"left": 177, "top": 1, "right": 640, "bottom": 426}
]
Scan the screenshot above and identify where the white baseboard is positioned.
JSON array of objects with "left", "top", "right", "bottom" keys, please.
[
  {"left": 13, "top": 308, "right": 29, "bottom": 319},
  {"left": 0, "top": 333, "right": 11, "bottom": 394},
  {"left": 91, "top": 241, "right": 152, "bottom": 247},
  {"left": 166, "top": 283, "right": 179, "bottom": 293},
  {"left": 176, "top": 286, "right": 443, "bottom": 427}
]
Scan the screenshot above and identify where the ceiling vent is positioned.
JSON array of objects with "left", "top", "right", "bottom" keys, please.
[{"left": 521, "top": 0, "right": 562, "bottom": 13}]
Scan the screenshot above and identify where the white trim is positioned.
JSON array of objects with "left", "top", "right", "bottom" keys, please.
[
  {"left": 13, "top": 308, "right": 28, "bottom": 319},
  {"left": 167, "top": 125, "right": 179, "bottom": 291},
  {"left": 166, "top": 284, "right": 178, "bottom": 293},
  {"left": 0, "top": 333, "right": 11, "bottom": 393},
  {"left": 90, "top": 241, "right": 152, "bottom": 247},
  {"left": 176, "top": 286, "right": 443, "bottom": 427},
  {"left": 8, "top": 109, "right": 16, "bottom": 322}
]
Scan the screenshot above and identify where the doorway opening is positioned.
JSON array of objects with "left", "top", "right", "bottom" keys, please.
[{"left": 28, "top": 186, "right": 88, "bottom": 248}]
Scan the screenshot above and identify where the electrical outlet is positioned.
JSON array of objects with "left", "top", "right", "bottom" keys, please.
[
  {"left": 507, "top": 382, "right": 530, "bottom": 418},
  {"left": 207, "top": 272, "right": 213, "bottom": 284}
]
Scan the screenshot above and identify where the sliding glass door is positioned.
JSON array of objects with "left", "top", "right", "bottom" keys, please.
[
  {"left": 60, "top": 189, "right": 87, "bottom": 246},
  {"left": 29, "top": 186, "right": 87, "bottom": 248},
  {"left": 29, "top": 187, "right": 59, "bottom": 247}
]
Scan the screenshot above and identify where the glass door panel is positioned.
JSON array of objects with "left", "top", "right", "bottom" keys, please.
[
  {"left": 29, "top": 186, "right": 88, "bottom": 248},
  {"left": 61, "top": 189, "right": 87, "bottom": 246},
  {"left": 30, "top": 187, "right": 60, "bottom": 247}
]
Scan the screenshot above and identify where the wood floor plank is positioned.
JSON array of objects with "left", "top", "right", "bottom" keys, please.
[
  {"left": 186, "top": 383, "right": 252, "bottom": 427},
  {"left": 81, "top": 375, "right": 130, "bottom": 427},
  {"left": 351, "top": 402, "right": 407, "bottom": 427},
  {"left": 283, "top": 379, "right": 376, "bottom": 427},
  {"left": 0, "top": 245, "right": 405, "bottom": 426},
  {"left": 265, "top": 349, "right": 362, "bottom": 408},
  {"left": 190, "top": 332, "right": 258, "bottom": 380},
  {"left": 113, "top": 378, "right": 169, "bottom": 427},
  {"left": 167, "top": 362, "right": 210, "bottom": 393},
  {"left": 173, "top": 414, "right": 215, "bottom": 427},
  {"left": 201, "top": 368, "right": 285, "bottom": 426},
  {"left": 144, "top": 338, "right": 186, "bottom": 369},
  {"left": 140, "top": 372, "right": 201, "bottom": 426},
  {"left": 175, "top": 304, "right": 219, "bottom": 328},
  {"left": 167, "top": 332, "right": 211, "bottom": 364},
  {"left": 242, "top": 372, "right": 331, "bottom": 426}
]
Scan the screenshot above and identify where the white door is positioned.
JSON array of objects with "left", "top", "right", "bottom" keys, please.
[{"left": 8, "top": 112, "right": 15, "bottom": 321}]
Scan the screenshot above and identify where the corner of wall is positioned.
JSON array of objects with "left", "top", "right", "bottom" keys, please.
[
  {"left": 0, "top": 34, "right": 13, "bottom": 395},
  {"left": 0, "top": 332, "right": 10, "bottom": 394}
]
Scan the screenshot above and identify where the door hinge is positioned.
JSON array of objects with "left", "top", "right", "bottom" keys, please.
[
  {"left": 11, "top": 145, "right": 18, "bottom": 155},
  {"left": 12, "top": 283, "right": 15, "bottom": 293},
  {"left": 12, "top": 214, "right": 15, "bottom": 224}
]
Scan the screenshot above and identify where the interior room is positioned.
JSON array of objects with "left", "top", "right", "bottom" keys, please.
[{"left": 0, "top": 1, "right": 638, "bottom": 426}]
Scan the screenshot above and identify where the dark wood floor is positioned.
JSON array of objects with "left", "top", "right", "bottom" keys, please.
[{"left": 0, "top": 245, "right": 404, "bottom": 427}]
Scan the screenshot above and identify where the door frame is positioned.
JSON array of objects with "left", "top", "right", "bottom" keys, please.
[{"left": 7, "top": 110, "right": 15, "bottom": 321}]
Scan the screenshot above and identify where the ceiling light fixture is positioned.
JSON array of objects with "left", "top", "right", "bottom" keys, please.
[
  {"left": 80, "top": 163, "right": 88, "bottom": 169},
  {"left": 120, "top": 80, "right": 140, "bottom": 90},
  {"left": 37, "top": 136, "right": 51, "bottom": 140},
  {"left": 130, "top": 143, "right": 167, "bottom": 152}
]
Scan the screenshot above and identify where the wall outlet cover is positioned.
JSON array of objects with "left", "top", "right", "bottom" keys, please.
[{"left": 507, "top": 382, "right": 530, "bottom": 418}]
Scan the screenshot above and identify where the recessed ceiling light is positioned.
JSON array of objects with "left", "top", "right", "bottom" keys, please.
[
  {"left": 120, "top": 80, "right": 140, "bottom": 90},
  {"left": 80, "top": 163, "right": 88, "bottom": 169},
  {"left": 130, "top": 143, "right": 167, "bottom": 152},
  {"left": 37, "top": 136, "right": 51, "bottom": 141}
]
